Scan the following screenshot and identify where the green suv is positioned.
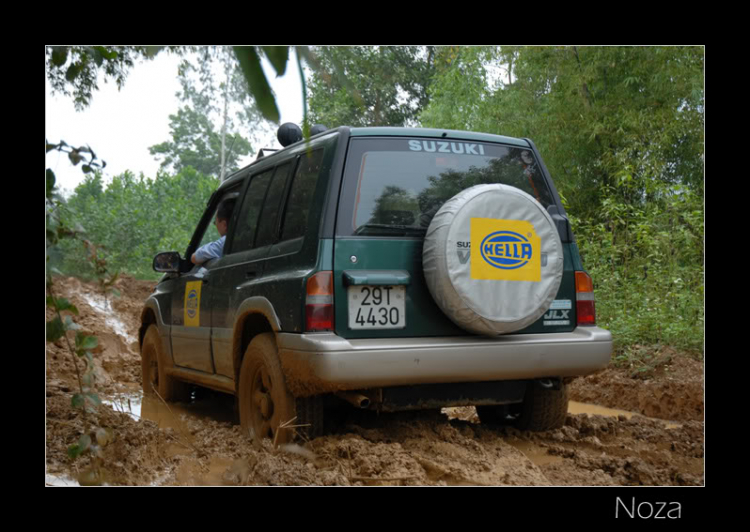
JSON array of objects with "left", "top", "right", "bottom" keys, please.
[{"left": 140, "top": 124, "right": 612, "bottom": 443}]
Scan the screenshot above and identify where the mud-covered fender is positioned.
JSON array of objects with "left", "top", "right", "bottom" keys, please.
[
  {"left": 230, "top": 297, "right": 283, "bottom": 383},
  {"left": 139, "top": 297, "right": 168, "bottom": 345}
]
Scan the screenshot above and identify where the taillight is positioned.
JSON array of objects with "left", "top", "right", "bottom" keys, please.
[
  {"left": 305, "top": 271, "right": 334, "bottom": 332},
  {"left": 575, "top": 271, "right": 596, "bottom": 326}
]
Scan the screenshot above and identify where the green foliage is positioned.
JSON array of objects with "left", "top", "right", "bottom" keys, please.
[
  {"left": 422, "top": 46, "right": 704, "bottom": 215},
  {"left": 234, "top": 46, "right": 282, "bottom": 124},
  {"left": 55, "top": 168, "right": 219, "bottom": 280},
  {"left": 149, "top": 106, "right": 253, "bottom": 177},
  {"left": 150, "top": 47, "right": 266, "bottom": 179},
  {"left": 47, "top": 153, "right": 115, "bottom": 482},
  {"left": 422, "top": 46, "right": 704, "bottom": 356},
  {"left": 307, "top": 46, "right": 437, "bottom": 127},
  {"left": 419, "top": 46, "right": 496, "bottom": 132},
  {"left": 571, "top": 182, "right": 704, "bottom": 354},
  {"left": 46, "top": 46, "right": 174, "bottom": 110}
]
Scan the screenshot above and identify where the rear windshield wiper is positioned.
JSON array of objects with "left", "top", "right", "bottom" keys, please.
[{"left": 354, "top": 224, "right": 427, "bottom": 237}]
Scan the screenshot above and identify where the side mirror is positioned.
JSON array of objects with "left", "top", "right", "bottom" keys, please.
[{"left": 153, "top": 251, "right": 182, "bottom": 273}]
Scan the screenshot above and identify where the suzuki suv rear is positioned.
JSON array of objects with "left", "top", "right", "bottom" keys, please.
[{"left": 141, "top": 125, "right": 612, "bottom": 444}]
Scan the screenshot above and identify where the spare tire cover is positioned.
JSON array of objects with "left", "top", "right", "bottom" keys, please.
[{"left": 423, "top": 184, "right": 563, "bottom": 336}]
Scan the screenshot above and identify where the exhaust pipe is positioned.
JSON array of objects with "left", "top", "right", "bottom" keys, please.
[{"left": 337, "top": 391, "right": 371, "bottom": 409}]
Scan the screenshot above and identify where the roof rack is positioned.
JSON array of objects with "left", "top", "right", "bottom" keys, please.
[{"left": 256, "top": 148, "right": 279, "bottom": 160}]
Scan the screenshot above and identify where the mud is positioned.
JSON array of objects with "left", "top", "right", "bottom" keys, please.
[{"left": 45, "top": 276, "right": 704, "bottom": 486}]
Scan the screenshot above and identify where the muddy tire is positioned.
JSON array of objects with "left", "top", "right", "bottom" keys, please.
[
  {"left": 141, "top": 324, "right": 190, "bottom": 401},
  {"left": 238, "top": 333, "right": 323, "bottom": 444},
  {"left": 515, "top": 380, "right": 569, "bottom": 432}
]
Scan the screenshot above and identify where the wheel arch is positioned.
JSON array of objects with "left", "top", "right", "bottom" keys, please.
[
  {"left": 232, "top": 297, "right": 283, "bottom": 390},
  {"left": 139, "top": 301, "right": 161, "bottom": 348}
]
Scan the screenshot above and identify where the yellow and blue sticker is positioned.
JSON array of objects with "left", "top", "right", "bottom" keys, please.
[
  {"left": 184, "top": 281, "right": 202, "bottom": 327},
  {"left": 470, "top": 218, "right": 541, "bottom": 282}
]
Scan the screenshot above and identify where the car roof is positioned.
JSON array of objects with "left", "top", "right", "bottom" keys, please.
[
  {"left": 219, "top": 126, "right": 531, "bottom": 191},
  {"left": 349, "top": 127, "right": 530, "bottom": 148}
]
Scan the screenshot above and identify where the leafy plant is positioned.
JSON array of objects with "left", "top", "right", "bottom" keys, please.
[{"left": 46, "top": 144, "right": 116, "bottom": 484}]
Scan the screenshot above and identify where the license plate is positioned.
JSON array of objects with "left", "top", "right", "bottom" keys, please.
[{"left": 347, "top": 285, "right": 406, "bottom": 329}]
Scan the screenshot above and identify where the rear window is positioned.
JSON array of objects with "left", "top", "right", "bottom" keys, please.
[{"left": 339, "top": 138, "right": 555, "bottom": 237}]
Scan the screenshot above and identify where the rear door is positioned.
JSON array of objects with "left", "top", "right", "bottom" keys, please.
[
  {"left": 208, "top": 164, "right": 288, "bottom": 378},
  {"left": 333, "top": 135, "right": 573, "bottom": 340}
]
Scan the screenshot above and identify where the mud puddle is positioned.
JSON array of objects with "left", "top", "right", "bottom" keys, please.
[
  {"left": 107, "top": 388, "right": 685, "bottom": 477},
  {"left": 110, "top": 387, "right": 675, "bottom": 443},
  {"left": 46, "top": 275, "right": 705, "bottom": 486},
  {"left": 106, "top": 387, "right": 235, "bottom": 430},
  {"left": 568, "top": 401, "right": 682, "bottom": 429},
  {"left": 80, "top": 292, "right": 136, "bottom": 345}
]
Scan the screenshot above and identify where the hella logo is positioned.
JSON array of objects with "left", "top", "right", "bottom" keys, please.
[{"left": 480, "top": 231, "right": 533, "bottom": 270}]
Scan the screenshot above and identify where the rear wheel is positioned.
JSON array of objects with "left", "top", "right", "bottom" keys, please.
[
  {"left": 238, "top": 333, "right": 323, "bottom": 444},
  {"left": 515, "top": 380, "right": 569, "bottom": 432}
]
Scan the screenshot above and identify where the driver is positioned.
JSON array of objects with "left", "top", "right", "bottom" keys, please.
[{"left": 191, "top": 198, "right": 236, "bottom": 264}]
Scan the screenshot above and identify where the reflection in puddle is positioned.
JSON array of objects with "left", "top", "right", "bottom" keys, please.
[
  {"left": 568, "top": 400, "right": 638, "bottom": 419},
  {"left": 568, "top": 401, "right": 681, "bottom": 429},
  {"left": 107, "top": 389, "right": 236, "bottom": 430}
]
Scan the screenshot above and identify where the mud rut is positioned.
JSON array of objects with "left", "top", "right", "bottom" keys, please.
[{"left": 46, "top": 276, "right": 704, "bottom": 486}]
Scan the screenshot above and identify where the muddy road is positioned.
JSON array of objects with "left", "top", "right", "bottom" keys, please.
[{"left": 46, "top": 276, "right": 704, "bottom": 486}]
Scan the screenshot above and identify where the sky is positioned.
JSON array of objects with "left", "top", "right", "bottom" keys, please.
[{"left": 45, "top": 48, "right": 305, "bottom": 195}]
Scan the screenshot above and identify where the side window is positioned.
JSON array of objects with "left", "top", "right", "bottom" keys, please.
[
  {"left": 197, "top": 208, "right": 221, "bottom": 249},
  {"left": 255, "top": 162, "right": 293, "bottom": 247},
  {"left": 194, "top": 188, "right": 240, "bottom": 255},
  {"left": 280, "top": 149, "right": 325, "bottom": 241},
  {"left": 232, "top": 170, "right": 273, "bottom": 251}
]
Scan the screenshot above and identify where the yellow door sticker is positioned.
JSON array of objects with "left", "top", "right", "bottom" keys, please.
[
  {"left": 470, "top": 218, "right": 541, "bottom": 282},
  {"left": 184, "top": 281, "right": 202, "bottom": 327}
]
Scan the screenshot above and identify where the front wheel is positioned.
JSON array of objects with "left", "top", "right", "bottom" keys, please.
[{"left": 140, "top": 324, "right": 190, "bottom": 401}]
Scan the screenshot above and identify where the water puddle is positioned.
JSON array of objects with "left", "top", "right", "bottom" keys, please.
[
  {"left": 506, "top": 439, "right": 564, "bottom": 467},
  {"left": 80, "top": 292, "right": 136, "bottom": 344},
  {"left": 106, "top": 388, "right": 236, "bottom": 431},
  {"left": 100, "top": 391, "right": 681, "bottom": 478},
  {"left": 506, "top": 402, "right": 682, "bottom": 468},
  {"left": 45, "top": 473, "right": 79, "bottom": 486},
  {"left": 569, "top": 401, "right": 681, "bottom": 429}
]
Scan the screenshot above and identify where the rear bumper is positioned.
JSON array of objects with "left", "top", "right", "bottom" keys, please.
[{"left": 276, "top": 327, "right": 612, "bottom": 396}]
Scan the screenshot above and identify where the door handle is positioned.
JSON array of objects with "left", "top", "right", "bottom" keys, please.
[{"left": 246, "top": 271, "right": 258, "bottom": 279}]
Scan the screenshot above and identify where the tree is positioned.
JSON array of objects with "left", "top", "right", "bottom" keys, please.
[
  {"left": 421, "top": 46, "right": 705, "bottom": 217},
  {"left": 46, "top": 46, "right": 177, "bottom": 110},
  {"left": 60, "top": 168, "right": 219, "bottom": 279},
  {"left": 306, "top": 46, "right": 437, "bottom": 127},
  {"left": 149, "top": 47, "right": 269, "bottom": 180}
]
